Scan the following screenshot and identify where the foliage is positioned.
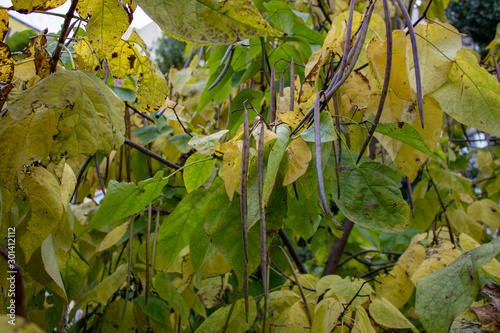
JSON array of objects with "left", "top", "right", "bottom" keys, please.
[
  {"left": 155, "top": 35, "right": 186, "bottom": 74},
  {"left": 0, "top": 0, "right": 500, "bottom": 332}
]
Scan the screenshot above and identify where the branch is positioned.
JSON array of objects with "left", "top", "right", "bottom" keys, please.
[
  {"left": 321, "top": 218, "right": 354, "bottom": 277},
  {"left": 124, "top": 138, "right": 180, "bottom": 169},
  {"left": 50, "top": 0, "right": 79, "bottom": 72},
  {"left": 278, "top": 229, "right": 307, "bottom": 274}
]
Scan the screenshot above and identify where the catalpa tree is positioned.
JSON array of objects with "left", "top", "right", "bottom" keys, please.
[{"left": 0, "top": 0, "right": 499, "bottom": 332}]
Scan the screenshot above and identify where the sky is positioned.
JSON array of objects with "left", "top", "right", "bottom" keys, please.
[{"left": 0, "top": 0, "right": 153, "bottom": 33}]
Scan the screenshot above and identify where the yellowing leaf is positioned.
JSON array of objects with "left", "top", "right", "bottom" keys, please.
[
  {"left": 77, "top": 0, "right": 131, "bottom": 59},
  {"left": 311, "top": 298, "right": 342, "bottom": 333},
  {"left": 108, "top": 36, "right": 168, "bottom": 112},
  {"left": 283, "top": 137, "right": 311, "bottom": 186},
  {"left": 369, "top": 297, "right": 417, "bottom": 330},
  {"left": 321, "top": 276, "right": 374, "bottom": 309},
  {"left": 273, "top": 300, "right": 311, "bottom": 333},
  {"left": 188, "top": 130, "right": 229, "bottom": 156},
  {"left": 394, "top": 96, "right": 442, "bottom": 181},
  {"left": 467, "top": 199, "right": 500, "bottom": 231},
  {"left": 41, "top": 235, "right": 66, "bottom": 298},
  {"left": 407, "top": 22, "right": 462, "bottom": 95},
  {"left": 341, "top": 71, "right": 371, "bottom": 111},
  {"left": 459, "top": 233, "right": 500, "bottom": 278},
  {"left": 12, "top": 0, "right": 66, "bottom": 13},
  {"left": 367, "top": 30, "right": 413, "bottom": 101},
  {"left": 0, "top": 42, "right": 13, "bottom": 83},
  {"left": 73, "top": 37, "right": 101, "bottom": 73},
  {"left": 97, "top": 222, "right": 129, "bottom": 252},
  {"left": 447, "top": 207, "right": 484, "bottom": 243},
  {"left": 194, "top": 297, "right": 257, "bottom": 332},
  {"left": 411, "top": 240, "right": 462, "bottom": 284},
  {"left": 0, "top": 71, "right": 125, "bottom": 196},
  {"left": 431, "top": 48, "right": 500, "bottom": 137},
  {"left": 20, "top": 167, "right": 65, "bottom": 262},
  {"left": 352, "top": 306, "right": 376, "bottom": 333},
  {"left": 0, "top": 9, "right": 8, "bottom": 42},
  {"left": 220, "top": 141, "right": 242, "bottom": 201},
  {"left": 134, "top": 0, "right": 282, "bottom": 45}
]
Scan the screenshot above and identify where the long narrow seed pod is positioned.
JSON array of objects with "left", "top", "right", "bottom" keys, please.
[
  {"left": 94, "top": 153, "right": 106, "bottom": 195},
  {"left": 145, "top": 202, "right": 152, "bottom": 304},
  {"left": 241, "top": 103, "right": 251, "bottom": 321},
  {"left": 220, "top": 45, "right": 234, "bottom": 66},
  {"left": 183, "top": 45, "right": 195, "bottom": 68},
  {"left": 394, "top": 0, "right": 424, "bottom": 128},
  {"left": 356, "top": 0, "right": 393, "bottom": 163},
  {"left": 257, "top": 121, "right": 269, "bottom": 332},
  {"left": 150, "top": 209, "right": 160, "bottom": 282},
  {"left": 406, "top": 177, "right": 414, "bottom": 217},
  {"left": 289, "top": 58, "right": 295, "bottom": 112},
  {"left": 208, "top": 46, "right": 235, "bottom": 91},
  {"left": 270, "top": 64, "right": 277, "bottom": 124},
  {"left": 314, "top": 92, "right": 330, "bottom": 217}
]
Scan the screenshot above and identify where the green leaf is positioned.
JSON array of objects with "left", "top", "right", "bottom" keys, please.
[
  {"left": 429, "top": 168, "right": 473, "bottom": 195},
  {"left": 132, "top": 125, "right": 174, "bottom": 145},
  {"left": 135, "top": 296, "right": 171, "bottom": 325},
  {"left": 188, "top": 130, "right": 229, "bottom": 156},
  {"left": 158, "top": 189, "right": 208, "bottom": 267},
  {"left": 0, "top": 70, "right": 124, "bottom": 197},
  {"left": 266, "top": 1, "right": 295, "bottom": 35},
  {"left": 300, "top": 112, "right": 337, "bottom": 143},
  {"left": 168, "top": 134, "right": 193, "bottom": 154},
  {"left": 183, "top": 153, "right": 216, "bottom": 193},
  {"left": 134, "top": 0, "right": 283, "bottom": 45},
  {"left": 194, "top": 298, "right": 257, "bottom": 332},
  {"left": 82, "top": 172, "right": 168, "bottom": 234},
  {"left": 372, "top": 120, "right": 435, "bottom": 157},
  {"left": 262, "top": 124, "right": 290, "bottom": 205},
  {"left": 284, "top": 182, "right": 321, "bottom": 240},
  {"left": 108, "top": 86, "right": 136, "bottom": 102},
  {"left": 331, "top": 162, "right": 410, "bottom": 232},
  {"left": 5, "top": 29, "right": 38, "bottom": 52},
  {"left": 415, "top": 237, "right": 500, "bottom": 333},
  {"left": 431, "top": 48, "right": 500, "bottom": 137},
  {"left": 154, "top": 273, "right": 190, "bottom": 321}
]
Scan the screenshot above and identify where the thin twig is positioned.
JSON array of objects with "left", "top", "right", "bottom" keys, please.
[
  {"left": 278, "top": 229, "right": 307, "bottom": 274},
  {"left": 241, "top": 103, "right": 251, "bottom": 321},
  {"left": 124, "top": 138, "right": 180, "bottom": 169}
]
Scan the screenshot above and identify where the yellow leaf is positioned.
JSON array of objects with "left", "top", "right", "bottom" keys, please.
[
  {"left": 0, "top": 42, "right": 13, "bottom": 84},
  {"left": 12, "top": 0, "right": 66, "bottom": 13},
  {"left": 394, "top": 96, "right": 442, "bottom": 181},
  {"left": 78, "top": 0, "right": 131, "bottom": 59},
  {"left": 341, "top": 71, "right": 371, "bottom": 112},
  {"left": 311, "top": 298, "right": 342, "bottom": 332},
  {"left": 459, "top": 233, "right": 500, "bottom": 279},
  {"left": 108, "top": 37, "right": 168, "bottom": 112},
  {"left": 447, "top": 207, "right": 484, "bottom": 243},
  {"left": 0, "top": 9, "right": 8, "bottom": 42},
  {"left": 411, "top": 240, "right": 462, "bottom": 284},
  {"left": 98, "top": 222, "right": 129, "bottom": 252},
  {"left": 252, "top": 124, "right": 277, "bottom": 148},
  {"left": 407, "top": 22, "right": 462, "bottom": 95},
  {"left": 369, "top": 297, "right": 417, "bottom": 330},
  {"left": 200, "top": 252, "right": 232, "bottom": 279},
  {"left": 352, "top": 306, "right": 376, "bottom": 333},
  {"left": 0, "top": 315, "right": 44, "bottom": 332},
  {"left": 220, "top": 141, "right": 242, "bottom": 201},
  {"left": 376, "top": 237, "right": 425, "bottom": 308},
  {"left": 367, "top": 30, "right": 413, "bottom": 101},
  {"left": 73, "top": 37, "right": 101, "bottom": 73},
  {"left": 134, "top": 0, "right": 282, "bottom": 45},
  {"left": 322, "top": 276, "right": 374, "bottom": 309},
  {"left": 274, "top": 301, "right": 311, "bottom": 333},
  {"left": 467, "top": 199, "right": 500, "bottom": 231},
  {"left": 283, "top": 137, "right": 311, "bottom": 186},
  {"left": 20, "top": 167, "right": 65, "bottom": 262},
  {"left": 41, "top": 234, "right": 67, "bottom": 298}
]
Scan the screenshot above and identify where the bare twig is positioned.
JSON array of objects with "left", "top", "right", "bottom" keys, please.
[
  {"left": 124, "top": 138, "right": 180, "bottom": 169},
  {"left": 50, "top": 0, "right": 79, "bottom": 72}
]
